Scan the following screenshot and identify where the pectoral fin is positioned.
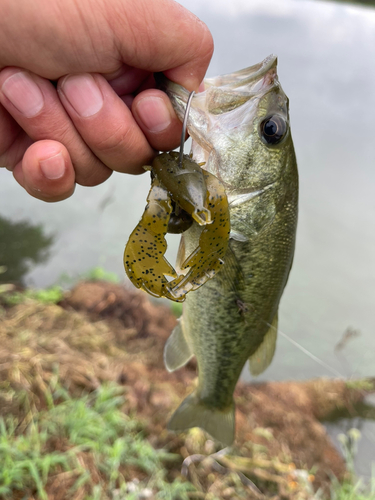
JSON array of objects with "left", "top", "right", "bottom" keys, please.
[
  {"left": 163, "top": 318, "right": 193, "bottom": 372},
  {"left": 216, "top": 241, "right": 245, "bottom": 294},
  {"left": 229, "top": 229, "right": 248, "bottom": 242},
  {"left": 249, "top": 313, "right": 278, "bottom": 376}
]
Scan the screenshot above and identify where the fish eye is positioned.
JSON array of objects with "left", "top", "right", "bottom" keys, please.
[{"left": 260, "top": 115, "right": 287, "bottom": 145}]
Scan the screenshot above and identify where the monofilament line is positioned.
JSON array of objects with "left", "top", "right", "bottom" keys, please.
[
  {"left": 259, "top": 316, "right": 344, "bottom": 377},
  {"left": 278, "top": 329, "right": 344, "bottom": 378}
]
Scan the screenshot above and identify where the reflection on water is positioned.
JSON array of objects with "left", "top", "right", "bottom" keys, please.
[
  {"left": 0, "top": 215, "right": 54, "bottom": 284},
  {"left": 0, "top": 0, "right": 374, "bottom": 477}
]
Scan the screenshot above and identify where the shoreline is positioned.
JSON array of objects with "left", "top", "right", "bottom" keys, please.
[{"left": 1, "top": 280, "right": 374, "bottom": 499}]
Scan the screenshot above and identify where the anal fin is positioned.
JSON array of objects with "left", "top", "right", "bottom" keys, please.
[
  {"left": 249, "top": 313, "right": 278, "bottom": 376},
  {"left": 164, "top": 318, "right": 193, "bottom": 372}
]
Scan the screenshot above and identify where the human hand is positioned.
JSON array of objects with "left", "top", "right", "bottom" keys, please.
[{"left": 0, "top": 0, "right": 213, "bottom": 201}]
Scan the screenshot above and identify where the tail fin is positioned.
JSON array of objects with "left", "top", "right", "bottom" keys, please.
[{"left": 167, "top": 391, "right": 235, "bottom": 446}]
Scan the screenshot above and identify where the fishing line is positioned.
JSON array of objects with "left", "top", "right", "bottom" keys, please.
[
  {"left": 260, "top": 317, "right": 345, "bottom": 378},
  {"left": 233, "top": 293, "right": 345, "bottom": 378},
  {"left": 278, "top": 329, "right": 344, "bottom": 378},
  {"left": 254, "top": 313, "right": 375, "bottom": 462},
  {"left": 178, "top": 90, "right": 195, "bottom": 169}
]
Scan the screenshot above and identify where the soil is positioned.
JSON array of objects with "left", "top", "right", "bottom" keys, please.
[{"left": 1, "top": 280, "right": 374, "bottom": 499}]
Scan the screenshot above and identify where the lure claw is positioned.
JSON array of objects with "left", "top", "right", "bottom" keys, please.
[
  {"left": 124, "top": 153, "right": 230, "bottom": 302},
  {"left": 124, "top": 177, "right": 177, "bottom": 298}
]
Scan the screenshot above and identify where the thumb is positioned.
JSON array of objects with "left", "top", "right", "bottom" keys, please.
[
  {"left": 110, "top": 0, "right": 214, "bottom": 90},
  {"left": 0, "top": 0, "right": 213, "bottom": 91}
]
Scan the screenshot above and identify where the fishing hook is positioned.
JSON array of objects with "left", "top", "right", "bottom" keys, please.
[{"left": 178, "top": 90, "right": 195, "bottom": 169}]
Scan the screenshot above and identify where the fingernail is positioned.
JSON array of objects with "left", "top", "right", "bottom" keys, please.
[
  {"left": 198, "top": 81, "right": 205, "bottom": 92},
  {"left": 40, "top": 152, "right": 65, "bottom": 180},
  {"left": 136, "top": 96, "right": 171, "bottom": 133},
  {"left": 61, "top": 74, "right": 103, "bottom": 117},
  {"left": 1, "top": 71, "right": 44, "bottom": 117}
]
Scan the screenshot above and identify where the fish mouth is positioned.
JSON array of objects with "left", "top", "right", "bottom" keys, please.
[
  {"left": 157, "top": 55, "right": 281, "bottom": 188},
  {"left": 158, "top": 55, "right": 281, "bottom": 187},
  {"left": 203, "top": 54, "right": 277, "bottom": 90},
  {"left": 159, "top": 54, "right": 278, "bottom": 124}
]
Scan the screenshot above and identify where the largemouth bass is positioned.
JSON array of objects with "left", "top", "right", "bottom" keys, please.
[{"left": 161, "top": 55, "right": 298, "bottom": 446}]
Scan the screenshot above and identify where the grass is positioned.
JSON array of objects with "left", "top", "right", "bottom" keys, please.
[
  {"left": 329, "top": 429, "right": 375, "bottom": 500},
  {"left": 0, "top": 379, "right": 194, "bottom": 500},
  {"left": 0, "top": 285, "right": 64, "bottom": 306},
  {"left": 345, "top": 379, "right": 375, "bottom": 392},
  {"left": 0, "top": 265, "right": 182, "bottom": 319},
  {"left": 2, "top": 279, "right": 375, "bottom": 499},
  {"left": 3, "top": 377, "right": 375, "bottom": 500},
  {"left": 0, "top": 265, "right": 121, "bottom": 308},
  {"left": 330, "top": 478, "right": 375, "bottom": 500},
  {"left": 83, "top": 267, "right": 120, "bottom": 284},
  {"left": 58, "top": 267, "right": 120, "bottom": 287}
]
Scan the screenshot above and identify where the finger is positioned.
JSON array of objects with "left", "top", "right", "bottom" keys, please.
[
  {"left": 105, "top": 65, "right": 150, "bottom": 95},
  {"left": 13, "top": 140, "right": 76, "bottom": 202},
  {"left": 132, "top": 89, "right": 183, "bottom": 152},
  {"left": 58, "top": 73, "right": 156, "bottom": 173},
  {"left": 109, "top": 0, "right": 214, "bottom": 91},
  {"left": 0, "top": 67, "right": 112, "bottom": 186},
  {"left": 0, "top": 103, "right": 34, "bottom": 172},
  {"left": 0, "top": 130, "right": 33, "bottom": 172},
  {"left": 0, "top": 103, "right": 22, "bottom": 166},
  {"left": 0, "top": 0, "right": 213, "bottom": 91}
]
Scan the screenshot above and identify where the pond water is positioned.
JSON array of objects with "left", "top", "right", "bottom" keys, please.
[{"left": 1, "top": 0, "right": 374, "bottom": 479}]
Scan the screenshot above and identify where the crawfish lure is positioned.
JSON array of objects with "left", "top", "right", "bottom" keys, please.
[{"left": 124, "top": 151, "right": 230, "bottom": 302}]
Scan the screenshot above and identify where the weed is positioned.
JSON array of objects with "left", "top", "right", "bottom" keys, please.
[
  {"left": 329, "top": 430, "right": 375, "bottom": 500},
  {"left": 0, "top": 382, "right": 192, "bottom": 500},
  {"left": 330, "top": 476, "right": 375, "bottom": 500},
  {"left": 345, "top": 379, "right": 374, "bottom": 392},
  {"left": 84, "top": 267, "right": 120, "bottom": 283},
  {"left": 1, "top": 285, "right": 64, "bottom": 306},
  {"left": 57, "top": 266, "right": 120, "bottom": 288}
]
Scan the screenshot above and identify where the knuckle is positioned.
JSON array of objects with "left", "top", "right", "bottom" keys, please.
[
  {"left": 31, "top": 114, "right": 72, "bottom": 143},
  {"left": 94, "top": 123, "right": 134, "bottom": 155}
]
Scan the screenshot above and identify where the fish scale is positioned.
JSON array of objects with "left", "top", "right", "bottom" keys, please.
[{"left": 161, "top": 55, "right": 298, "bottom": 446}]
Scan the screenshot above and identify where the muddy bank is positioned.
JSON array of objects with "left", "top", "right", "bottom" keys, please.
[{"left": 1, "top": 281, "right": 374, "bottom": 499}]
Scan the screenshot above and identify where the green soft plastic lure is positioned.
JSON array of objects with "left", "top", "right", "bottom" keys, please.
[{"left": 124, "top": 151, "right": 230, "bottom": 302}]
